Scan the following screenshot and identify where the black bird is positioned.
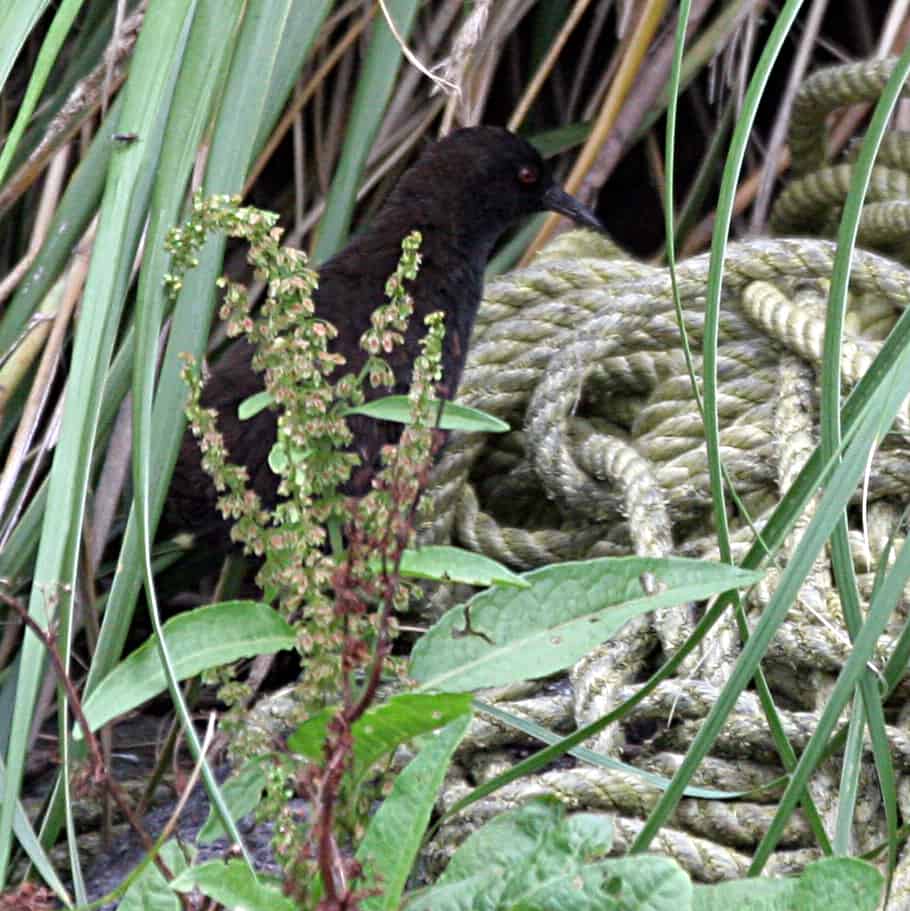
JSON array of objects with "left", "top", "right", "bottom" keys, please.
[{"left": 168, "top": 126, "right": 603, "bottom": 538}]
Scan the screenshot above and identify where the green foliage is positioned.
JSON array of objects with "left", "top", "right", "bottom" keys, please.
[
  {"left": 398, "top": 544, "right": 529, "bottom": 588},
  {"left": 692, "top": 858, "right": 882, "bottom": 911},
  {"left": 345, "top": 397, "right": 510, "bottom": 433},
  {"left": 407, "top": 799, "right": 689, "bottom": 911},
  {"left": 288, "top": 693, "right": 473, "bottom": 783},
  {"left": 79, "top": 602, "right": 295, "bottom": 735},
  {"left": 171, "top": 860, "right": 296, "bottom": 911},
  {"left": 410, "top": 556, "right": 762, "bottom": 692}
]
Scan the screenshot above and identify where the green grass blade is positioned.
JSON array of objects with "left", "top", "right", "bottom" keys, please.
[
  {"left": 630, "top": 0, "right": 806, "bottom": 854},
  {"left": 0, "top": 2, "right": 53, "bottom": 99},
  {"left": 0, "top": 0, "right": 84, "bottom": 186},
  {"left": 665, "top": 0, "right": 831, "bottom": 855},
  {"left": 312, "top": 0, "right": 420, "bottom": 261},
  {"left": 702, "top": 0, "right": 805, "bottom": 566},
  {"left": 755, "top": 46, "right": 910, "bottom": 879},
  {"left": 0, "top": 0, "right": 200, "bottom": 886},
  {"left": 634, "top": 309, "right": 910, "bottom": 858}
]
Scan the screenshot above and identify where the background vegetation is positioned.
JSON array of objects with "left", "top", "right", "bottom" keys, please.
[{"left": 2, "top": 1, "right": 910, "bottom": 908}]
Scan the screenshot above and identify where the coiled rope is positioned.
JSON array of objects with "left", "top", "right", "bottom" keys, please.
[{"left": 419, "top": 57, "right": 910, "bottom": 890}]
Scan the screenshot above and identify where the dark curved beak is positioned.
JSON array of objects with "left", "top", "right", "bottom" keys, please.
[{"left": 542, "top": 185, "right": 604, "bottom": 232}]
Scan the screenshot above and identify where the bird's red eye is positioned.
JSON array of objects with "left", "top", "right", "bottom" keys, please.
[{"left": 517, "top": 165, "right": 538, "bottom": 184}]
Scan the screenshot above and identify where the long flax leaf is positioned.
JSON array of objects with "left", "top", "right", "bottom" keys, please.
[
  {"left": 0, "top": 0, "right": 200, "bottom": 887},
  {"left": 313, "top": 0, "right": 420, "bottom": 260},
  {"left": 631, "top": 0, "right": 807, "bottom": 854},
  {"left": 0, "top": 0, "right": 84, "bottom": 186},
  {"left": 753, "top": 46, "right": 910, "bottom": 879}
]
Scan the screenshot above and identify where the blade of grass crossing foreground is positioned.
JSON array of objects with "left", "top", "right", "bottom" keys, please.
[
  {"left": 88, "top": 0, "right": 308, "bottom": 870},
  {"left": 130, "top": 0, "right": 254, "bottom": 872},
  {"left": 764, "top": 48, "right": 910, "bottom": 881},
  {"left": 0, "top": 0, "right": 200, "bottom": 889},
  {"left": 313, "top": 0, "right": 420, "bottom": 260},
  {"left": 0, "top": 0, "right": 84, "bottom": 186},
  {"left": 701, "top": 0, "right": 804, "bottom": 564},
  {"left": 748, "top": 378, "right": 910, "bottom": 872},
  {"left": 630, "top": 0, "right": 807, "bottom": 854},
  {"left": 70, "top": 6, "right": 210, "bottom": 898},
  {"left": 665, "top": 0, "right": 832, "bottom": 853},
  {"left": 633, "top": 285, "right": 910, "bottom": 858}
]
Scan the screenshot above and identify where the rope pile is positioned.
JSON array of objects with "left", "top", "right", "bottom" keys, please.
[{"left": 418, "top": 57, "right": 910, "bottom": 891}]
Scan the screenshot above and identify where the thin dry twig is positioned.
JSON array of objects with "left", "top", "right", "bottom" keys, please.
[
  {"left": 508, "top": 0, "right": 594, "bottom": 132},
  {"left": 377, "top": 0, "right": 459, "bottom": 97}
]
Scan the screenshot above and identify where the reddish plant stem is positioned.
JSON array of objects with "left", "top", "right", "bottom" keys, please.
[
  {"left": 313, "top": 433, "right": 436, "bottom": 908},
  {"left": 0, "top": 592, "right": 177, "bottom": 888}
]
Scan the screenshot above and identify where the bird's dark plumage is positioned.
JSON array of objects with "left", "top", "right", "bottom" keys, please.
[{"left": 168, "top": 126, "right": 602, "bottom": 538}]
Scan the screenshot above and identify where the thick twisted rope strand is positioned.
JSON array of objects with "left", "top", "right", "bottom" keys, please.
[
  {"left": 788, "top": 57, "right": 907, "bottom": 176},
  {"left": 770, "top": 164, "right": 910, "bottom": 234},
  {"left": 422, "top": 238, "right": 910, "bottom": 546},
  {"left": 858, "top": 130, "right": 910, "bottom": 174},
  {"left": 418, "top": 61, "right": 910, "bottom": 886}
]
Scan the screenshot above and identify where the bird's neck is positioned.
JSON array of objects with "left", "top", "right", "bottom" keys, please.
[{"left": 360, "top": 206, "right": 495, "bottom": 392}]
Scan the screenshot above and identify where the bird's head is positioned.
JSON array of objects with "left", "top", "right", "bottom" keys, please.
[{"left": 387, "top": 126, "right": 604, "bottom": 244}]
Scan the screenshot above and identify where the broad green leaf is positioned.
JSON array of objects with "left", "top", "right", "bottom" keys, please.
[
  {"left": 400, "top": 545, "right": 529, "bottom": 588},
  {"left": 344, "top": 396, "right": 509, "bottom": 433},
  {"left": 171, "top": 860, "right": 294, "bottom": 911},
  {"left": 360, "top": 715, "right": 471, "bottom": 911},
  {"left": 692, "top": 858, "right": 882, "bottom": 911},
  {"left": 238, "top": 390, "right": 274, "bottom": 420},
  {"left": 198, "top": 760, "right": 267, "bottom": 845},
  {"left": 791, "top": 858, "right": 882, "bottom": 910},
  {"left": 407, "top": 798, "right": 690, "bottom": 911},
  {"left": 288, "top": 693, "right": 472, "bottom": 783},
  {"left": 120, "top": 840, "right": 188, "bottom": 911},
  {"left": 695, "top": 878, "right": 790, "bottom": 911},
  {"left": 80, "top": 602, "right": 295, "bottom": 735},
  {"left": 411, "top": 557, "right": 762, "bottom": 692},
  {"left": 431, "top": 798, "right": 569, "bottom": 889}
]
